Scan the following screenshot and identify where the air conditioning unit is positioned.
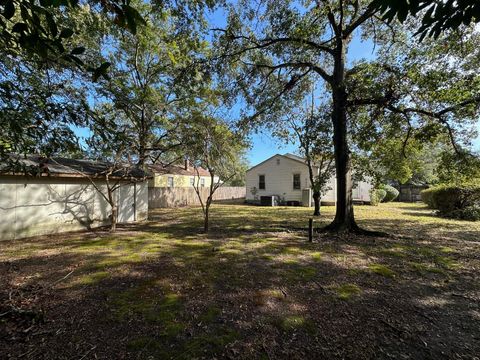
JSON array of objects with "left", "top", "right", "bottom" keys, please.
[{"left": 260, "top": 195, "right": 276, "bottom": 206}]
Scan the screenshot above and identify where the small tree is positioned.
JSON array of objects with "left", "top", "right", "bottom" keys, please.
[
  {"left": 287, "top": 99, "right": 334, "bottom": 216},
  {"left": 187, "top": 114, "right": 248, "bottom": 233},
  {"left": 82, "top": 114, "right": 146, "bottom": 232}
]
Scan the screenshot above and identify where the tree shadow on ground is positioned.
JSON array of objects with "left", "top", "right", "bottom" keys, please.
[{"left": 1, "top": 204, "right": 479, "bottom": 359}]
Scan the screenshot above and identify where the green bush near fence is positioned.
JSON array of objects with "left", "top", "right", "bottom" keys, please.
[
  {"left": 380, "top": 184, "right": 399, "bottom": 203},
  {"left": 421, "top": 182, "right": 480, "bottom": 221},
  {"left": 369, "top": 188, "right": 387, "bottom": 206}
]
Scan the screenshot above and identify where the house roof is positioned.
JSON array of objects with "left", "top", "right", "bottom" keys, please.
[
  {"left": 0, "top": 154, "right": 149, "bottom": 179},
  {"left": 246, "top": 153, "right": 312, "bottom": 172},
  {"left": 148, "top": 162, "right": 211, "bottom": 177}
]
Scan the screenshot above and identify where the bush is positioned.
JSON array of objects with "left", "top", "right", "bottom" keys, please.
[
  {"left": 380, "top": 184, "right": 399, "bottom": 202},
  {"left": 421, "top": 182, "right": 480, "bottom": 220},
  {"left": 449, "top": 205, "right": 480, "bottom": 221},
  {"left": 421, "top": 188, "right": 435, "bottom": 208},
  {"left": 369, "top": 188, "right": 387, "bottom": 206}
]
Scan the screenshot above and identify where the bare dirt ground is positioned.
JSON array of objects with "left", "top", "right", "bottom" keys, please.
[{"left": 1, "top": 203, "right": 479, "bottom": 359}]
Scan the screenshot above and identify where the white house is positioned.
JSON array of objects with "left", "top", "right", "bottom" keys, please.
[
  {"left": 0, "top": 155, "right": 149, "bottom": 240},
  {"left": 245, "top": 153, "right": 372, "bottom": 206}
]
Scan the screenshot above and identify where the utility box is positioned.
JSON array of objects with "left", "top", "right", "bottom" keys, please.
[
  {"left": 302, "top": 188, "right": 312, "bottom": 207},
  {"left": 260, "top": 195, "right": 276, "bottom": 206}
]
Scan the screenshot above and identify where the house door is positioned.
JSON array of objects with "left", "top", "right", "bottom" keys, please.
[{"left": 117, "top": 184, "right": 135, "bottom": 223}]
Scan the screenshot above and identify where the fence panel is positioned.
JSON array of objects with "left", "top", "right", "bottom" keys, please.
[{"left": 148, "top": 186, "right": 246, "bottom": 208}]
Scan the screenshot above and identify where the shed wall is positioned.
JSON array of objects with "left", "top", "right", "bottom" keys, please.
[{"left": 0, "top": 176, "right": 148, "bottom": 240}]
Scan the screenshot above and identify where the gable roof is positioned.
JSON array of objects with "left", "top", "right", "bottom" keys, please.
[
  {"left": 246, "top": 153, "right": 312, "bottom": 172},
  {"left": 148, "top": 162, "right": 211, "bottom": 177},
  {"left": 1, "top": 154, "right": 149, "bottom": 179}
]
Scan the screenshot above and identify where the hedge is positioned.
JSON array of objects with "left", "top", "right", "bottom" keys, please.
[
  {"left": 370, "top": 188, "right": 387, "bottom": 206},
  {"left": 380, "top": 184, "right": 399, "bottom": 202},
  {"left": 421, "top": 183, "right": 480, "bottom": 220}
]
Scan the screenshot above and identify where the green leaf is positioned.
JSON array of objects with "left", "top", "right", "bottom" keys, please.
[
  {"left": 92, "top": 62, "right": 111, "bottom": 82},
  {"left": 59, "top": 28, "right": 74, "bottom": 38},
  {"left": 12, "top": 22, "right": 28, "bottom": 33},
  {"left": 71, "top": 46, "right": 85, "bottom": 55},
  {"left": 3, "top": 0, "right": 15, "bottom": 19},
  {"left": 46, "top": 13, "right": 58, "bottom": 37}
]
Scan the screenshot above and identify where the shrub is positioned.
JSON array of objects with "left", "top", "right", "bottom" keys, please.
[
  {"left": 421, "top": 188, "right": 435, "bottom": 208},
  {"left": 449, "top": 205, "right": 480, "bottom": 221},
  {"left": 380, "top": 184, "right": 399, "bottom": 202},
  {"left": 369, "top": 188, "right": 387, "bottom": 206},
  {"left": 421, "top": 182, "right": 480, "bottom": 220}
]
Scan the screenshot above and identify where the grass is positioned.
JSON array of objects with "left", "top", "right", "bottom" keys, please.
[
  {"left": 332, "top": 283, "right": 362, "bottom": 300},
  {"left": 1, "top": 202, "right": 479, "bottom": 359},
  {"left": 368, "top": 264, "right": 396, "bottom": 278}
]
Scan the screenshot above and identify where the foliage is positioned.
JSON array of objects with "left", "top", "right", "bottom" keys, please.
[
  {"left": 421, "top": 182, "right": 480, "bottom": 221},
  {"left": 222, "top": 155, "right": 249, "bottom": 186},
  {"left": 0, "top": 53, "right": 90, "bottom": 166},
  {"left": 371, "top": 0, "right": 480, "bottom": 40},
  {"left": 0, "top": 0, "right": 216, "bottom": 171},
  {"left": 281, "top": 97, "right": 335, "bottom": 215},
  {"left": 436, "top": 149, "right": 480, "bottom": 185},
  {"left": 0, "top": 0, "right": 214, "bottom": 74},
  {"left": 185, "top": 114, "right": 249, "bottom": 232},
  {"left": 214, "top": 0, "right": 480, "bottom": 231},
  {"left": 449, "top": 205, "right": 480, "bottom": 221},
  {"left": 379, "top": 184, "right": 399, "bottom": 202},
  {"left": 420, "top": 187, "right": 435, "bottom": 208},
  {"left": 369, "top": 188, "right": 387, "bottom": 206},
  {"left": 83, "top": 113, "right": 145, "bottom": 231},
  {"left": 87, "top": 0, "right": 217, "bottom": 167},
  {"left": 0, "top": 0, "right": 129, "bottom": 77}
]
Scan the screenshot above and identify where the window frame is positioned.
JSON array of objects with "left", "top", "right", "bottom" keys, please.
[
  {"left": 200, "top": 178, "right": 205, "bottom": 187},
  {"left": 293, "top": 173, "right": 301, "bottom": 190},
  {"left": 167, "top": 176, "right": 174, "bottom": 188},
  {"left": 258, "top": 174, "right": 266, "bottom": 190}
]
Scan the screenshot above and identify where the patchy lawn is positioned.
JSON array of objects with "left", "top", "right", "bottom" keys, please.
[{"left": 1, "top": 203, "right": 479, "bottom": 359}]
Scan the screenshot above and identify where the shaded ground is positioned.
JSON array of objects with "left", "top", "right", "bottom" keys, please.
[{"left": 1, "top": 203, "right": 479, "bottom": 359}]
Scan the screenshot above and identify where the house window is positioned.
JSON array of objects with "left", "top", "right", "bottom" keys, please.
[
  {"left": 190, "top": 177, "right": 195, "bottom": 186},
  {"left": 276, "top": 158, "right": 280, "bottom": 165},
  {"left": 293, "top": 174, "right": 301, "bottom": 190},
  {"left": 167, "top": 176, "right": 174, "bottom": 188},
  {"left": 259, "top": 175, "right": 265, "bottom": 190},
  {"left": 200, "top": 178, "right": 205, "bottom": 187}
]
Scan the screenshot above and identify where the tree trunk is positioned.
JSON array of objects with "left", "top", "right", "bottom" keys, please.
[
  {"left": 111, "top": 205, "right": 118, "bottom": 232},
  {"left": 313, "top": 191, "right": 321, "bottom": 216},
  {"left": 204, "top": 204, "right": 209, "bottom": 233},
  {"left": 107, "top": 183, "right": 118, "bottom": 232},
  {"left": 325, "top": 39, "right": 358, "bottom": 233}
]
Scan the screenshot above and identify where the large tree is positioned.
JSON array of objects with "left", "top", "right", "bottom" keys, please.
[
  {"left": 214, "top": 0, "right": 480, "bottom": 233},
  {"left": 89, "top": 0, "right": 218, "bottom": 168}
]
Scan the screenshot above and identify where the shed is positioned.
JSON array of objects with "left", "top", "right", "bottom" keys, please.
[
  {"left": 0, "top": 155, "right": 149, "bottom": 240},
  {"left": 398, "top": 181, "right": 429, "bottom": 202}
]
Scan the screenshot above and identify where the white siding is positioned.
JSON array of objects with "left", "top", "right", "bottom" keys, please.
[
  {"left": 246, "top": 155, "right": 373, "bottom": 204},
  {"left": 246, "top": 155, "right": 316, "bottom": 202},
  {"left": 0, "top": 176, "right": 149, "bottom": 240}
]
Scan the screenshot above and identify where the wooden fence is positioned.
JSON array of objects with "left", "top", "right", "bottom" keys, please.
[{"left": 148, "top": 186, "right": 246, "bottom": 208}]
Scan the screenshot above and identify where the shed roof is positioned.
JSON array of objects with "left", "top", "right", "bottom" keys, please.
[
  {"left": 149, "top": 162, "right": 211, "bottom": 177},
  {"left": 1, "top": 154, "right": 149, "bottom": 180}
]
